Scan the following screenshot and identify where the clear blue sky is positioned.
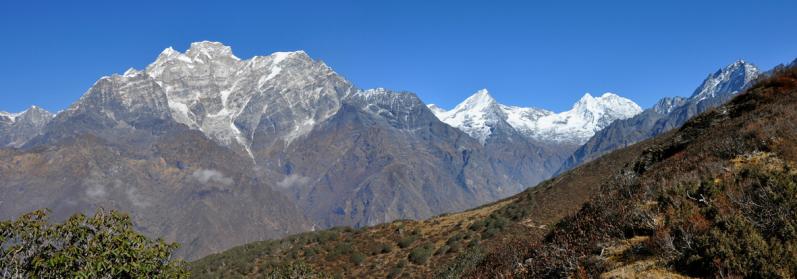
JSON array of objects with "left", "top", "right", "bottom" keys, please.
[{"left": 1, "top": 0, "right": 796, "bottom": 113}]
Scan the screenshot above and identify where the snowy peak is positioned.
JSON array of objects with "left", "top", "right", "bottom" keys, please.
[
  {"left": 0, "top": 106, "right": 52, "bottom": 123},
  {"left": 269, "top": 51, "right": 311, "bottom": 64},
  {"left": 186, "top": 41, "right": 240, "bottom": 61},
  {"left": 19, "top": 105, "right": 53, "bottom": 119},
  {"left": 67, "top": 70, "right": 172, "bottom": 125},
  {"left": 0, "top": 105, "right": 54, "bottom": 147},
  {"left": 572, "top": 92, "right": 638, "bottom": 114},
  {"left": 426, "top": 104, "right": 446, "bottom": 117},
  {"left": 434, "top": 90, "right": 641, "bottom": 144},
  {"left": 126, "top": 42, "right": 355, "bottom": 159},
  {"left": 453, "top": 89, "right": 498, "bottom": 112},
  {"left": 435, "top": 89, "right": 507, "bottom": 143},
  {"left": 523, "top": 92, "right": 641, "bottom": 144},
  {"left": 0, "top": 111, "right": 22, "bottom": 122},
  {"left": 571, "top": 92, "right": 642, "bottom": 119},
  {"left": 348, "top": 88, "right": 434, "bottom": 129},
  {"left": 691, "top": 60, "right": 760, "bottom": 101}
]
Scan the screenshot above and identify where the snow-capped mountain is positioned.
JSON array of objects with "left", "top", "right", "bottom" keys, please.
[
  {"left": 429, "top": 89, "right": 510, "bottom": 143},
  {"left": 142, "top": 41, "right": 355, "bottom": 158},
  {"left": 52, "top": 41, "right": 355, "bottom": 160},
  {"left": 558, "top": 60, "right": 763, "bottom": 173},
  {"left": 431, "top": 89, "right": 642, "bottom": 144},
  {"left": 691, "top": 60, "right": 759, "bottom": 102}
]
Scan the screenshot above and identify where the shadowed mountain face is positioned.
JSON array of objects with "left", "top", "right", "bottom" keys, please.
[{"left": 558, "top": 60, "right": 761, "bottom": 173}]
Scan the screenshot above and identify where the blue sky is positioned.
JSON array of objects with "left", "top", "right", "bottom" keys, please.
[{"left": 1, "top": 0, "right": 795, "bottom": 113}]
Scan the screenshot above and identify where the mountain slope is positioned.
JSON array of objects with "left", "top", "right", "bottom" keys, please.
[
  {"left": 559, "top": 60, "right": 760, "bottom": 172},
  {"left": 466, "top": 62, "right": 797, "bottom": 278},
  {"left": 271, "top": 88, "right": 517, "bottom": 227},
  {"left": 189, "top": 63, "right": 797, "bottom": 278}
]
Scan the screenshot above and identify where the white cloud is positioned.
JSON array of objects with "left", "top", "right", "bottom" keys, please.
[
  {"left": 276, "top": 174, "right": 310, "bottom": 188},
  {"left": 85, "top": 183, "right": 107, "bottom": 199},
  {"left": 126, "top": 187, "right": 151, "bottom": 208},
  {"left": 191, "top": 169, "right": 234, "bottom": 186}
]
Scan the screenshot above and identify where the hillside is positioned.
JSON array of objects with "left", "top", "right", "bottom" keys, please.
[{"left": 189, "top": 65, "right": 797, "bottom": 277}]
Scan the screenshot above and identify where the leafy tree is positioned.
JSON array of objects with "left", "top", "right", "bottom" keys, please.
[{"left": 0, "top": 209, "right": 188, "bottom": 278}]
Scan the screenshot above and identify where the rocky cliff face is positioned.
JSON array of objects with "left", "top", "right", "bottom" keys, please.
[
  {"left": 0, "top": 106, "right": 53, "bottom": 147},
  {"left": 143, "top": 42, "right": 355, "bottom": 160}
]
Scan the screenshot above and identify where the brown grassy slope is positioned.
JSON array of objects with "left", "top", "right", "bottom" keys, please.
[{"left": 464, "top": 66, "right": 797, "bottom": 278}]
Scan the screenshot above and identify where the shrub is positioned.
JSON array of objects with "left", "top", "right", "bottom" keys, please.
[
  {"left": 379, "top": 243, "right": 393, "bottom": 254},
  {"left": 350, "top": 252, "right": 366, "bottom": 265},
  {"left": 325, "top": 242, "right": 354, "bottom": 261},
  {"left": 0, "top": 209, "right": 187, "bottom": 278},
  {"left": 397, "top": 235, "right": 417, "bottom": 249},
  {"left": 304, "top": 247, "right": 318, "bottom": 258},
  {"left": 263, "top": 262, "right": 329, "bottom": 279},
  {"left": 408, "top": 243, "right": 435, "bottom": 265},
  {"left": 434, "top": 246, "right": 485, "bottom": 278},
  {"left": 315, "top": 230, "right": 339, "bottom": 243}
]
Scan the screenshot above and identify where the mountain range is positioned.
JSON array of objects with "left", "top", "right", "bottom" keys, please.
[
  {"left": 558, "top": 60, "right": 762, "bottom": 172},
  {"left": 188, "top": 57, "right": 797, "bottom": 279},
  {"left": 0, "top": 41, "right": 772, "bottom": 260}
]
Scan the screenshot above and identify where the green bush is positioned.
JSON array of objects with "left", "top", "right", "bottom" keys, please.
[
  {"left": 379, "top": 243, "right": 393, "bottom": 254},
  {"left": 350, "top": 252, "right": 366, "bottom": 265},
  {"left": 0, "top": 209, "right": 187, "bottom": 278},
  {"left": 315, "top": 230, "right": 339, "bottom": 243},
  {"left": 386, "top": 267, "right": 403, "bottom": 279},
  {"left": 326, "top": 243, "right": 354, "bottom": 260},
  {"left": 672, "top": 160, "right": 797, "bottom": 277},
  {"left": 397, "top": 235, "right": 417, "bottom": 249},
  {"left": 434, "top": 246, "right": 485, "bottom": 278},
  {"left": 263, "top": 262, "right": 329, "bottom": 279},
  {"left": 408, "top": 243, "right": 435, "bottom": 265}
]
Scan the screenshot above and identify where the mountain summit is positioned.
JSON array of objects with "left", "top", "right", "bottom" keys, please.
[
  {"left": 0, "top": 106, "right": 54, "bottom": 147},
  {"left": 432, "top": 90, "right": 642, "bottom": 144}
]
